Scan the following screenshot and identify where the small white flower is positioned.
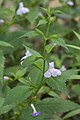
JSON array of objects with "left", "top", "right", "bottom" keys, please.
[
  {"left": 4, "top": 76, "right": 9, "bottom": 80},
  {"left": 67, "top": 1, "right": 74, "bottom": 6},
  {"left": 0, "top": 19, "right": 4, "bottom": 24},
  {"left": 31, "top": 104, "right": 41, "bottom": 117},
  {"left": 21, "top": 50, "right": 32, "bottom": 60},
  {"left": 60, "top": 65, "right": 66, "bottom": 71},
  {"left": 44, "top": 62, "right": 61, "bottom": 78},
  {"left": 20, "top": 50, "right": 32, "bottom": 65},
  {"left": 16, "top": 2, "right": 29, "bottom": 16}
]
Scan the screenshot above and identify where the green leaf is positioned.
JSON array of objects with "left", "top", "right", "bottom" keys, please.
[
  {"left": 48, "top": 91, "right": 59, "bottom": 98},
  {"left": 35, "top": 28, "right": 45, "bottom": 39},
  {"left": 45, "top": 115, "right": 62, "bottom": 120},
  {"left": 46, "top": 77, "right": 68, "bottom": 96},
  {"left": 4, "top": 66, "right": 22, "bottom": 76},
  {"left": 0, "top": 41, "right": 13, "bottom": 47},
  {"left": 34, "top": 59, "right": 43, "bottom": 71},
  {"left": 0, "top": 97, "right": 14, "bottom": 115},
  {"left": 0, "top": 97, "right": 5, "bottom": 109},
  {"left": 38, "top": 86, "right": 50, "bottom": 94},
  {"left": 0, "top": 31, "right": 26, "bottom": 54},
  {"left": 0, "top": 50, "right": 5, "bottom": 86},
  {"left": 66, "top": 44, "right": 80, "bottom": 50},
  {"left": 21, "top": 55, "right": 36, "bottom": 67},
  {"left": 0, "top": 104, "right": 14, "bottom": 115},
  {"left": 3, "top": 85, "right": 32, "bottom": 106},
  {"left": 54, "top": 10, "right": 64, "bottom": 14},
  {"left": 70, "top": 75, "right": 80, "bottom": 80},
  {"left": 50, "top": 34, "right": 59, "bottom": 39},
  {"left": 26, "top": 7, "right": 39, "bottom": 24},
  {"left": 37, "top": 98, "right": 80, "bottom": 113},
  {"left": 41, "top": 7, "right": 50, "bottom": 16},
  {"left": 63, "top": 109, "right": 80, "bottom": 120},
  {"left": 0, "top": 86, "right": 32, "bottom": 115},
  {"left": 47, "top": 70, "right": 77, "bottom": 96},
  {"left": 19, "top": 31, "right": 39, "bottom": 39},
  {"left": 45, "top": 44, "right": 54, "bottom": 53},
  {"left": 73, "top": 31, "right": 80, "bottom": 41},
  {"left": 57, "top": 69, "right": 77, "bottom": 83},
  {"left": 34, "top": 59, "right": 48, "bottom": 71},
  {"left": 18, "top": 77, "right": 28, "bottom": 85},
  {"left": 27, "top": 67, "right": 43, "bottom": 87},
  {"left": 37, "top": 20, "right": 47, "bottom": 27},
  {"left": 51, "top": 38, "right": 68, "bottom": 50},
  {"left": 15, "top": 68, "right": 27, "bottom": 79},
  {"left": 72, "top": 85, "right": 80, "bottom": 96}
]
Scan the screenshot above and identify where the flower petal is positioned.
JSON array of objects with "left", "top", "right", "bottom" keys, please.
[
  {"left": 25, "top": 50, "right": 32, "bottom": 56},
  {"left": 67, "top": 1, "right": 74, "bottom": 6},
  {"left": 49, "top": 62, "right": 54, "bottom": 69},
  {"left": 60, "top": 65, "right": 66, "bottom": 71},
  {"left": 16, "top": 2, "right": 29, "bottom": 15},
  {"left": 19, "top": 2, "right": 24, "bottom": 7},
  {"left": 21, "top": 50, "right": 32, "bottom": 61},
  {"left": 22, "top": 7, "right": 29, "bottom": 14},
  {"left": 21, "top": 56, "right": 27, "bottom": 61},
  {"left": 16, "top": 8, "right": 23, "bottom": 15},
  {"left": 4, "top": 76, "right": 9, "bottom": 80},
  {"left": 32, "top": 112, "right": 41, "bottom": 117},
  {"left": 50, "top": 68, "right": 61, "bottom": 77},
  {"left": 25, "top": 50, "right": 32, "bottom": 58},
  {"left": 44, "top": 70, "right": 51, "bottom": 78}
]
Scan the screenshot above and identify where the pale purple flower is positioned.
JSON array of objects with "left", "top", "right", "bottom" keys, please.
[
  {"left": 44, "top": 62, "right": 61, "bottom": 78},
  {"left": 16, "top": 2, "right": 29, "bottom": 16},
  {"left": 20, "top": 50, "right": 32, "bottom": 65},
  {"left": 60, "top": 65, "right": 66, "bottom": 71},
  {"left": 0, "top": 19, "right": 4, "bottom": 24},
  {"left": 4, "top": 76, "right": 9, "bottom": 80},
  {"left": 67, "top": 1, "right": 74, "bottom": 6},
  {"left": 31, "top": 104, "right": 41, "bottom": 117}
]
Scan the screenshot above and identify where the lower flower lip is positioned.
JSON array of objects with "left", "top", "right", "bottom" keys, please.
[{"left": 31, "top": 112, "right": 41, "bottom": 117}]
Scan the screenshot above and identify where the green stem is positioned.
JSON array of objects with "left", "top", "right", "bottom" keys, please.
[
  {"left": 30, "top": 21, "right": 51, "bottom": 101},
  {"left": 46, "top": 22, "right": 50, "bottom": 38},
  {"left": 38, "top": 22, "right": 51, "bottom": 88}
]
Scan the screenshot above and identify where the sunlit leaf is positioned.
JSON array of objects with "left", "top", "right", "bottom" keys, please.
[{"left": 63, "top": 109, "right": 80, "bottom": 120}]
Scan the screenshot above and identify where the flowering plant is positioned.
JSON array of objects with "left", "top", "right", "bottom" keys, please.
[{"left": 0, "top": 0, "right": 80, "bottom": 120}]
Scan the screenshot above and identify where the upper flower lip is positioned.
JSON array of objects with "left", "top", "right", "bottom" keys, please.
[
  {"left": 20, "top": 50, "right": 32, "bottom": 65},
  {"left": 44, "top": 62, "right": 61, "bottom": 78},
  {"left": 16, "top": 2, "right": 29, "bottom": 16},
  {"left": 49, "top": 62, "right": 54, "bottom": 69}
]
